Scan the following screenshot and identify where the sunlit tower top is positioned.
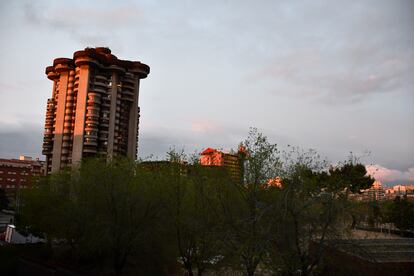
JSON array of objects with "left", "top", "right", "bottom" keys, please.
[{"left": 42, "top": 47, "right": 150, "bottom": 174}]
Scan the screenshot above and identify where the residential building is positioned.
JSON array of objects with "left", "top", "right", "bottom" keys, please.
[
  {"left": 0, "top": 156, "right": 45, "bottom": 200},
  {"left": 199, "top": 147, "right": 246, "bottom": 183},
  {"left": 384, "top": 184, "right": 414, "bottom": 201},
  {"left": 42, "top": 47, "right": 150, "bottom": 173},
  {"left": 362, "top": 181, "right": 385, "bottom": 201}
]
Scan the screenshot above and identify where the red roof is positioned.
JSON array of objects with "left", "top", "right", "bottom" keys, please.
[{"left": 201, "top": 148, "right": 217, "bottom": 155}]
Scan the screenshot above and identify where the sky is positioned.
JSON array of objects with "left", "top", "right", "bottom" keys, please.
[{"left": 0, "top": 0, "right": 413, "bottom": 186}]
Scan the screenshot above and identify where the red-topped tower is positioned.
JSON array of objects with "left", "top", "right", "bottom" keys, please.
[{"left": 42, "top": 47, "right": 150, "bottom": 174}]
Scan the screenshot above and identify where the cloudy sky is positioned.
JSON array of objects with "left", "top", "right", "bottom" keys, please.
[{"left": 0, "top": 0, "right": 413, "bottom": 185}]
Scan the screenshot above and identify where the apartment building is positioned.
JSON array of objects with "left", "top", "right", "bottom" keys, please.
[
  {"left": 42, "top": 47, "right": 149, "bottom": 173},
  {"left": 0, "top": 156, "right": 45, "bottom": 195}
]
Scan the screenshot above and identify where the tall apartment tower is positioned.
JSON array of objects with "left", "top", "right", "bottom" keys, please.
[{"left": 42, "top": 47, "right": 150, "bottom": 174}]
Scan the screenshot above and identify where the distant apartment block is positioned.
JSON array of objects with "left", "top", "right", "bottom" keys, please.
[
  {"left": 384, "top": 184, "right": 414, "bottom": 201},
  {"left": 361, "top": 181, "right": 385, "bottom": 201},
  {"left": 199, "top": 147, "right": 245, "bottom": 183},
  {"left": 350, "top": 181, "right": 414, "bottom": 202},
  {"left": 0, "top": 156, "right": 45, "bottom": 193},
  {"left": 42, "top": 47, "right": 150, "bottom": 173}
]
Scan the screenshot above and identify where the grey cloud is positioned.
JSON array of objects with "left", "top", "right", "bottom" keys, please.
[
  {"left": 246, "top": 0, "right": 414, "bottom": 104},
  {"left": 256, "top": 42, "right": 413, "bottom": 105},
  {"left": 22, "top": 1, "right": 142, "bottom": 45},
  {"left": 139, "top": 125, "right": 246, "bottom": 161},
  {"left": 0, "top": 0, "right": 412, "bottom": 177},
  {"left": 0, "top": 124, "right": 43, "bottom": 159}
]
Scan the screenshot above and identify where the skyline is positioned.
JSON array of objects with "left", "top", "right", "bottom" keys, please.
[{"left": 0, "top": 0, "right": 413, "bottom": 185}]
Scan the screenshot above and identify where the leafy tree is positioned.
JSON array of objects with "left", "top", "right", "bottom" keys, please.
[
  {"left": 347, "top": 201, "right": 370, "bottom": 229},
  {"left": 20, "top": 157, "right": 171, "bottom": 274},
  {"left": 265, "top": 147, "right": 374, "bottom": 275},
  {"left": 17, "top": 129, "right": 378, "bottom": 275},
  {"left": 366, "top": 200, "right": 382, "bottom": 227},
  {"left": 215, "top": 128, "right": 281, "bottom": 276},
  {"left": 388, "top": 196, "right": 414, "bottom": 231},
  {"left": 163, "top": 150, "right": 228, "bottom": 276}
]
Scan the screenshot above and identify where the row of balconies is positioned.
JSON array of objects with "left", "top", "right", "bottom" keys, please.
[{"left": 43, "top": 97, "right": 56, "bottom": 155}]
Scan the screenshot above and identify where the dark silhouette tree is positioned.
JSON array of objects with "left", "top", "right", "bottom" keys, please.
[
  {"left": 0, "top": 188, "right": 9, "bottom": 210},
  {"left": 388, "top": 195, "right": 414, "bottom": 231}
]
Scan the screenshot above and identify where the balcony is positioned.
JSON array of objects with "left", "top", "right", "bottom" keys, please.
[
  {"left": 89, "top": 86, "right": 106, "bottom": 94},
  {"left": 83, "top": 147, "right": 97, "bottom": 154},
  {"left": 94, "top": 80, "right": 107, "bottom": 88}
]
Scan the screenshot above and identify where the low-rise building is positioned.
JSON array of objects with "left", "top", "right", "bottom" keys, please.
[
  {"left": 384, "top": 184, "right": 414, "bottom": 201},
  {"left": 0, "top": 156, "right": 45, "bottom": 203},
  {"left": 199, "top": 147, "right": 245, "bottom": 183}
]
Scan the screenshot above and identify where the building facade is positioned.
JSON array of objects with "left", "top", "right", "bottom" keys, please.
[
  {"left": 0, "top": 156, "right": 45, "bottom": 200},
  {"left": 361, "top": 181, "right": 385, "bottom": 201},
  {"left": 199, "top": 147, "right": 245, "bottom": 183},
  {"left": 384, "top": 184, "right": 414, "bottom": 201},
  {"left": 42, "top": 47, "right": 150, "bottom": 173}
]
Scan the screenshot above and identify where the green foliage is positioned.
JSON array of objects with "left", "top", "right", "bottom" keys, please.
[
  {"left": 387, "top": 196, "right": 414, "bottom": 231},
  {"left": 19, "top": 157, "right": 173, "bottom": 274},
  {"left": 18, "top": 129, "right": 377, "bottom": 275},
  {"left": 328, "top": 162, "right": 374, "bottom": 193},
  {"left": 264, "top": 146, "right": 374, "bottom": 275},
  {"left": 367, "top": 200, "right": 382, "bottom": 227},
  {"left": 162, "top": 149, "right": 232, "bottom": 276},
  {"left": 217, "top": 128, "right": 280, "bottom": 276}
]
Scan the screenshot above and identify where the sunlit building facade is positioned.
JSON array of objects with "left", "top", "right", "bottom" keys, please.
[
  {"left": 42, "top": 47, "right": 150, "bottom": 173},
  {"left": 200, "top": 147, "right": 245, "bottom": 183},
  {"left": 362, "top": 180, "right": 385, "bottom": 201}
]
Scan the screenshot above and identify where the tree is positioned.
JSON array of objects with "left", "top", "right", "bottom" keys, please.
[
  {"left": 265, "top": 146, "right": 375, "bottom": 275},
  {"left": 214, "top": 128, "right": 281, "bottom": 276},
  {"left": 19, "top": 157, "right": 171, "bottom": 274},
  {"left": 17, "top": 129, "right": 378, "bottom": 275},
  {"left": 163, "top": 150, "right": 228, "bottom": 276},
  {"left": 388, "top": 195, "right": 414, "bottom": 231}
]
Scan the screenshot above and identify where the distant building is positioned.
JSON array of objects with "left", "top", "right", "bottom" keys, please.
[
  {"left": 362, "top": 181, "right": 385, "bottom": 201},
  {"left": 42, "top": 47, "right": 150, "bottom": 174},
  {"left": 384, "top": 184, "right": 414, "bottom": 201},
  {"left": 265, "top": 177, "right": 283, "bottom": 188},
  {"left": 199, "top": 147, "right": 245, "bottom": 183},
  {"left": 0, "top": 156, "right": 45, "bottom": 201}
]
